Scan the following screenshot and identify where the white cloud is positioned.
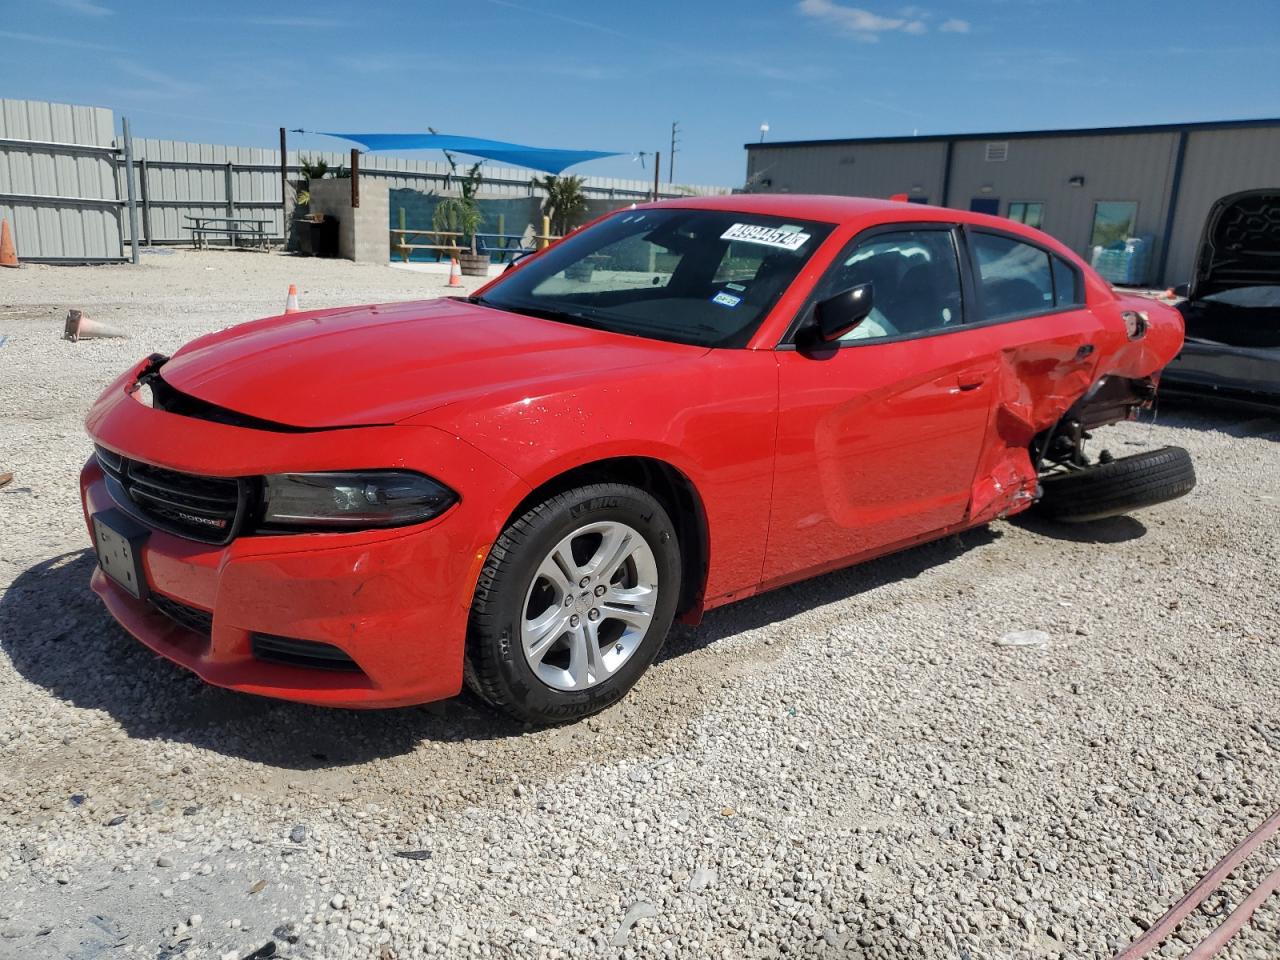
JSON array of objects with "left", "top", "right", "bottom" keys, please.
[
  {"left": 111, "top": 59, "right": 202, "bottom": 99},
  {"left": 940, "top": 18, "right": 971, "bottom": 32},
  {"left": 0, "top": 28, "right": 119, "bottom": 50},
  {"left": 48, "top": 0, "right": 113, "bottom": 15},
  {"left": 798, "top": 0, "right": 927, "bottom": 37}
]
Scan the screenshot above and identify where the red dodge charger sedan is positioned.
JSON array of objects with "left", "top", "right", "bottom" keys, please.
[{"left": 81, "top": 195, "right": 1193, "bottom": 723}]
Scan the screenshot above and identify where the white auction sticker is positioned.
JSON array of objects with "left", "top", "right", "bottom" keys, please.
[{"left": 721, "top": 223, "right": 811, "bottom": 251}]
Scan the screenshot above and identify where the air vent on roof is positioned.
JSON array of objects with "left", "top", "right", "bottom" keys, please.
[{"left": 985, "top": 141, "right": 1009, "bottom": 162}]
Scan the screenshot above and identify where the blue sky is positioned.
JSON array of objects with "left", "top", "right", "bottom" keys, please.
[{"left": 3, "top": 0, "right": 1279, "bottom": 186}]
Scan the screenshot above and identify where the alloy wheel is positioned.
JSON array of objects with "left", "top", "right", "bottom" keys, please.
[{"left": 520, "top": 520, "right": 659, "bottom": 692}]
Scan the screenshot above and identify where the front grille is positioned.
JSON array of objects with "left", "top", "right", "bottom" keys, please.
[
  {"left": 96, "top": 445, "right": 247, "bottom": 544},
  {"left": 251, "top": 634, "right": 362, "bottom": 672},
  {"left": 149, "top": 592, "right": 214, "bottom": 638}
]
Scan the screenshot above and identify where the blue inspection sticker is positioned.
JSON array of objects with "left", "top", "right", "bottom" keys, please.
[{"left": 712, "top": 292, "right": 742, "bottom": 307}]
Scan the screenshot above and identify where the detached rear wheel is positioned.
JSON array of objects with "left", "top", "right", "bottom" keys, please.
[
  {"left": 1036, "top": 445, "right": 1196, "bottom": 523},
  {"left": 465, "top": 483, "right": 681, "bottom": 724}
]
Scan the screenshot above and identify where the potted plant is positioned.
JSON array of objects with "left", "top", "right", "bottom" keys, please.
[
  {"left": 431, "top": 147, "right": 490, "bottom": 277},
  {"left": 433, "top": 197, "right": 486, "bottom": 276}
]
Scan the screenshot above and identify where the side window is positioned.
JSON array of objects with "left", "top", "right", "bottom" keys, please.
[
  {"left": 811, "top": 229, "right": 964, "bottom": 341},
  {"left": 1052, "top": 255, "right": 1081, "bottom": 307},
  {"left": 972, "top": 232, "right": 1054, "bottom": 321}
]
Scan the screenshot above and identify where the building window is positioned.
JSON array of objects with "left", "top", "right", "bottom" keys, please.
[
  {"left": 1090, "top": 201, "right": 1138, "bottom": 248},
  {"left": 1007, "top": 202, "right": 1044, "bottom": 229}
]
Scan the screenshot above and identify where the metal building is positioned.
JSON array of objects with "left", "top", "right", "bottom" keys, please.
[{"left": 744, "top": 118, "right": 1280, "bottom": 287}]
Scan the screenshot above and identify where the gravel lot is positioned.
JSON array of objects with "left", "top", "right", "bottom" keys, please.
[{"left": 2, "top": 250, "right": 1279, "bottom": 960}]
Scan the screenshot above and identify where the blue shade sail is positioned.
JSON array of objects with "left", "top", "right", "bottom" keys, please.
[{"left": 318, "top": 133, "right": 620, "bottom": 174}]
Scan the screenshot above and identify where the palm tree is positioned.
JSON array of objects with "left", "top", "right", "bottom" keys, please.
[{"left": 534, "top": 175, "right": 588, "bottom": 237}]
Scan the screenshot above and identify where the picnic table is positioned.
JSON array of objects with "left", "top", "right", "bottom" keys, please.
[
  {"left": 185, "top": 215, "right": 273, "bottom": 250},
  {"left": 389, "top": 229, "right": 542, "bottom": 264}
]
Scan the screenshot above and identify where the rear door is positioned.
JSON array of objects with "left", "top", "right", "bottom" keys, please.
[
  {"left": 958, "top": 228, "right": 1102, "bottom": 519},
  {"left": 763, "top": 225, "right": 998, "bottom": 585}
]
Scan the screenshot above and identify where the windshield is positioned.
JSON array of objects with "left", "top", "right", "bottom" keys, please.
[{"left": 477, "top": 208, "right": 835, "bottom": 347}]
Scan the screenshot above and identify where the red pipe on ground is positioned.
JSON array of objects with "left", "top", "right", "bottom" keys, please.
[{"left": 1114, "top": 807, "right": 1280, "bottom": 959}]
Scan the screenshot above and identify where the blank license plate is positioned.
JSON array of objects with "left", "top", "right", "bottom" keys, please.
[{"left": 93, "top": 509, "right": 149, "bottom": 600}]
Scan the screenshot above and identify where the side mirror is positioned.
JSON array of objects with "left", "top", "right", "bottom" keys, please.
[
  {"left": 811, "top": 283, "right": 874, "bottom": 342},
  {"left": 1171, "top": 282, "right": 1190, "bottom": 298}
]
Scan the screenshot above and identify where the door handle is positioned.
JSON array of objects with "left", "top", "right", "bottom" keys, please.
[
  {"left": 1075, "top": 343, "right": 1096, "bottom": 360},
  {"left": 954, "top": 370, "right": 986, "bottom": 391}
]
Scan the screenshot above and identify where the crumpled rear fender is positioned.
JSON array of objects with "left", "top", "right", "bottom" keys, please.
[{"left": 966, "top": 296, "right": 1184, "bottom": 525}]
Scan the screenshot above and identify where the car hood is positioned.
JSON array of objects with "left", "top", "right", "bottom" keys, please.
[
  {"left": 1189, "top": 188, "right": 1280, "bottom": 300},
  {"left": 158, "top": 298, "right": 704, "bottom": 429}
]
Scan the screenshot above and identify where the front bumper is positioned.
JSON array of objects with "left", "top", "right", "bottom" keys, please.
[{"left": 80, "top": 370, "right": 529, "bottom": 708}]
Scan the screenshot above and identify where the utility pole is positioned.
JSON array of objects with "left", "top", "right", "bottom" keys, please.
[
  {"left": 669, "top": 121, "right": 680, "bottom": 184},
  {"left": 652, "top": 151, "right": 661, "bottom": 201}
]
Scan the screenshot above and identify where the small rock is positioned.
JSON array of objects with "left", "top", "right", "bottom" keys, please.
[
  {"left": 995, "top": 630, "right": 1050, "bottom": 649},
  {"left": 188, "top": 914, "right": 203, "bottom": 928},
  {"left": 107, "top": 815, "right": 127, "bottom": 827},
  {"left": 690, "top": 866, "right": 717, "bottom": 891},
  {"left": 156, "top": 856, "right": 174, "bottom": 868},
  {"left": 394, "top": 850, "right": 431, "bottom": 860},
  {"left": 611, "top": 901, "right": 657, "bottom": 947},
  {"left": 289, "top": 825, "right": 307, "bottom": 844},
  {"left": 331, "top": 894, "right": 346, "bottom": 910}
]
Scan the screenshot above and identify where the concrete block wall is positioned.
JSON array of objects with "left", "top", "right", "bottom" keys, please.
[{"left": 307, "top": 178, "right": 389, "bottom": 263}]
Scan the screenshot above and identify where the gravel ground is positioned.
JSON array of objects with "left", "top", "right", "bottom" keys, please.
[{"left": 2, "top": 250, "right": 1280, "bottom": 960}]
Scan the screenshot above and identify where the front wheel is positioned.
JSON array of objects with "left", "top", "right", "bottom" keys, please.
[{"left": 465, "top": 483, "right": 681, "bottom": 724}]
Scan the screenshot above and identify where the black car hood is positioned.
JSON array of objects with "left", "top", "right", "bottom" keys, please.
[{"left": 1189, "top": 188, "right": 1280, "bottom": 300}]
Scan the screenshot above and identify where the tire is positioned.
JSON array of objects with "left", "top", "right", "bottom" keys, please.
[
  {"left": 1035, "top": 446, "right": 1196, "bottom": 523},
  {"left": 464, "top": 483, "right": 682, "bottom": 725}
]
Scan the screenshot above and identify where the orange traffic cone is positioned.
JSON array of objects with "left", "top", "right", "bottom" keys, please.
[
  {"left": 284, "top": 283, "right": 300, "bottom": 313},
  {"left": 447, "top": 258, "right": 462, "bottom": 288},
  {"left": 64, "top": 309, "right": 128, "bottom": 342},
  {"left": 0, "top": 218, "right": 17, "bottom": 268}
]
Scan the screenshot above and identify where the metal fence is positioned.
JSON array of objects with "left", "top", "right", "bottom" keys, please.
[
  {"left": 0, "top": 98, "right": 729, "bottom": 263},
  {"left": 128, "top": 142, "right": 727, "bottom": 248},
  {"left": 0, "top": 98, "right": 124, "bottom": 262}
]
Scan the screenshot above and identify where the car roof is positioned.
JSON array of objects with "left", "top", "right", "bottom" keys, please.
[
  {"left": 645, "top": 193, "right": 909, "bottom": 223},
  {"left": 645, "top": 193, "right": 1080, "bottom": 260}
]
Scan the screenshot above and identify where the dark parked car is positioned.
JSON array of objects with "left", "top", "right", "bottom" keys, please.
[{"left": 1161, "top": 189, "right": 1280, "bottom": 410}]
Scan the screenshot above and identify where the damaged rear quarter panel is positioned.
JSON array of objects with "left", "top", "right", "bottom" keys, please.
[{"left": 966, "top": 293, "right": 1184, "bottom": 525}]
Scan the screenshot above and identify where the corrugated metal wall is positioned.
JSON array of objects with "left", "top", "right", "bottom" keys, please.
[
  {"left": 131, "top": 140, "right": 728, "bottom": 246},
  {"left": 0, "top": 98, "right": 123, "bottom": 261},
  {"left": 745, "top": 125, "right": 1280, "bottom": 285},
  {"left": 1, "top": 99, "right": 729, "bottom": 260},
  {"left": 1164, "top": 126, "right": 1280, "bottom": 284},
  {"left": 747, "top": 141, "right": 948, "bottom": 202},
  {"left": 946, "top": 132, "right": 1180, "bottom": 261}
]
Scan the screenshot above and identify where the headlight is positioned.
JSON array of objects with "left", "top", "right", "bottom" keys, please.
[{"left": 260, "top": 471, "right": 457, "bottom": 530}]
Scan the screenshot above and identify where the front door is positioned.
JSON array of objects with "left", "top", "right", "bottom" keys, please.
[{"left": 763, "top": 226, "right": 996, "bottom": 585}]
